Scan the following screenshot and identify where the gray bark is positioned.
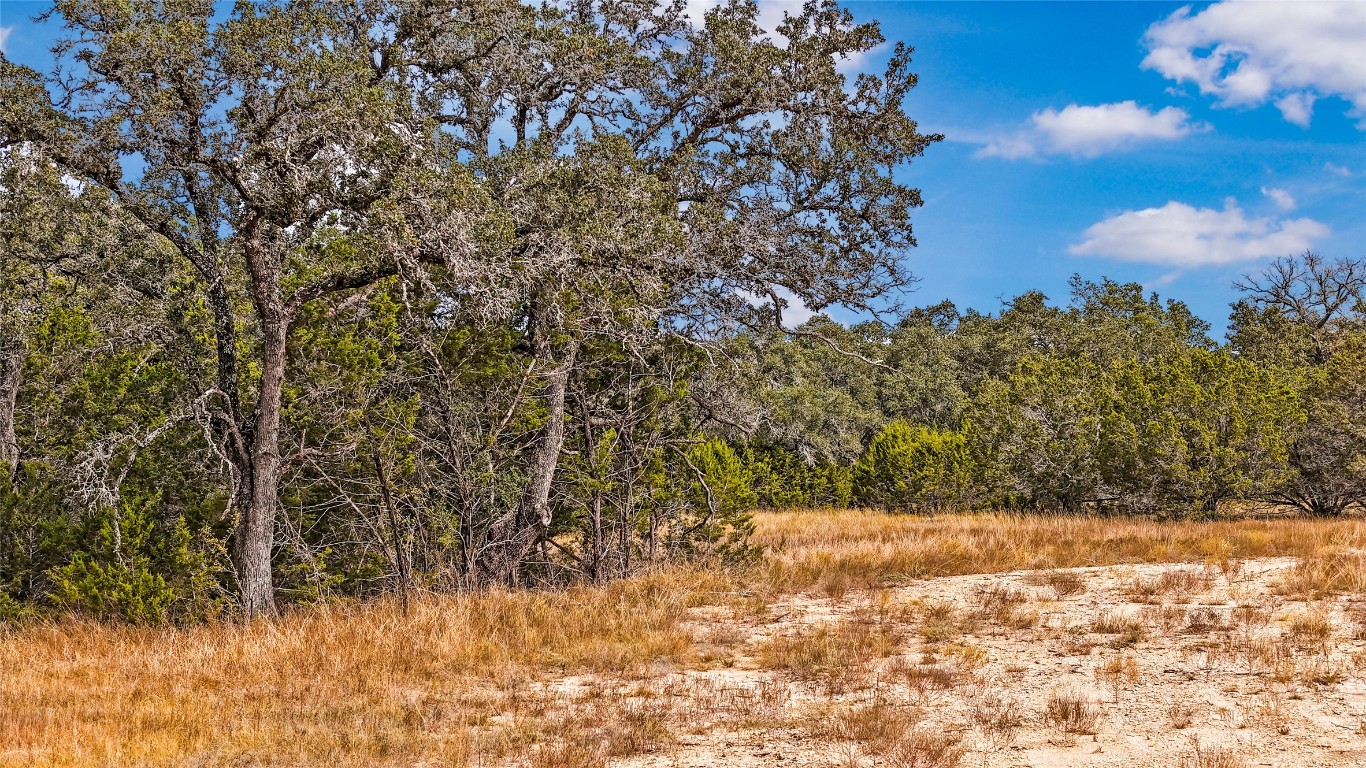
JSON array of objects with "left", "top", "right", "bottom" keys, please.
[
  {"left": 476, "top": 339, "right": 578, "bottom": 587},
  {"left": 0, "top": 346, "right": 20, "bottom": 477},
  {"left": 233, "top": 309, "right": 287, "bottom": 618}
]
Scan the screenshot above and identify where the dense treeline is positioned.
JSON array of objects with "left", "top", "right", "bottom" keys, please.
[
  {"left": 0, "top": 1, "right": 1361, "bottom": 624},
  {"left": 726, "top": 265, "right": 1365, "bottom": 518}
]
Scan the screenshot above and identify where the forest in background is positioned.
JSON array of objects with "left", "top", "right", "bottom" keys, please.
[{"left": 0, "top": 0, "right": 1362, "bottom": 624}]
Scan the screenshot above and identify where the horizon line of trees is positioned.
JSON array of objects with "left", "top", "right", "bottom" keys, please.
[{"left": 723, "top": 258, "right": 1365, "bottom": 519}]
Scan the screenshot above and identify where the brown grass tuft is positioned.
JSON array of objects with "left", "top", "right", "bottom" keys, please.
[
  {"left": 1025, "top": 568, "right": 1088, "bottom": 597},
  {"left": 1180, "top": 741, "right": 1248, "bottom": 768},
  {"left": 756, "top": 618, "right": 901, "bottom": 692},
  {"left": 1043, "top": 687, "right": 1102, "bottom": 734},
  {"left": 1277, "top": 547, "right": 1366, "bottom": 597}
]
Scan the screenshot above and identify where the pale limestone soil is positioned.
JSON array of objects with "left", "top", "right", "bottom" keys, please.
[{"left": 594, "top": 558, "right": 1366, "bottom": 768}]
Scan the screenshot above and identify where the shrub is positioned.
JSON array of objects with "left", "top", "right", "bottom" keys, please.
[
  {"left": 48, "top": 496, "right": 226, "bottom": 624},
  {"left": 742, "top": 443, "right": 852, "bottom": 509},
  {"left": 853, "top": 421, "right": 974, "bottom": 511},
  {"left": 673, "top": 439, "right": 757, "bottom": 562}
]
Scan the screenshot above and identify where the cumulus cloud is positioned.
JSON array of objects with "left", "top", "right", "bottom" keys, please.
[
  {"left": 1142, "top": 1, "right": 1366, "bottom": 127},
  {"left": 977, "top": 101, "right": 1204, "bottom": 159},
  {"left": 1260, "top": 186, "right": 1296, "bottom": 212},
  {"left": 0, "top": 26, "right": 11, "bottom": 55},
  {"left": 1069, "top": 199, "right": 1328, "bottom": 267}
]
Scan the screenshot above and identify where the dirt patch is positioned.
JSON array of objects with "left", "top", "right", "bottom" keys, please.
[{"left": 519, "top": 558, "right": 1365, "bottom": 767}]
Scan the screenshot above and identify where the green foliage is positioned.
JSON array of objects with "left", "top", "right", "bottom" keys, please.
[
  {"left": 1274, "top": 331, "right": 1366, "bottom": 515},
  {"left": 852, "top": 421, "right": 974, "bottom": 511},
  {"left": 49, "top": 496, "right": 226, "bottom": 624},
  {"left": 0, "top": 466, "right": 75, "bottom": 612},
  {"left": 674, "top": 440, "right": 757, "bottom": 562},
  {"left": 969, "top": 355, "right": 1110, "bottom": 511},
  {"left": 970, "top": 348, "right": 1303, "bottom": 515},
  {"left": 742, "top": 444, "right": 852, "bottom": 509},
  {"left": 1100, "top": 349, "right": 1304, "bottom": 514}
]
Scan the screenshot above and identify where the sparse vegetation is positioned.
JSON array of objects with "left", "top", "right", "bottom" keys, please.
[
  {"left": 1168, "top": 701, "right": 1197, "bottom": 729},
  {"left": 1180, "top": 742, "right": 1249, "bottom": 768},
  {"left": 1025, "top": 568, "right": 1088, "bottom": 597},
  {"left": 756, "top": 617, "right": 901, "bottom": 691},
  {"left": 2, "top": 508, "right": 1363, "bottom": 766},
  {"left": 1043, "top": 687, "right": 1102, "bottom": 734}
]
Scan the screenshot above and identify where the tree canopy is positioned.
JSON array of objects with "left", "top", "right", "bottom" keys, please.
[{"left": 0, "top": 0, "right": 939, "bottom": 619}]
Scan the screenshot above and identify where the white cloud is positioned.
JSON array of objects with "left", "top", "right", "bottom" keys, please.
[
  {"left": 1142, "top": 1, "right": 1366, "bottom": 127},
  {"left": 1260, "top": 186, "right": 1296, "bottom": 212},
  {"left": 681, "top": 0, "right": 719, "bottom": 26},
  {"left": 834, "top": 43, "right": 885, "bottom": 76},
  {"left": 772, "top": 286, "right": 815, "bottom": 327},
  {"left": 0, "top": 26, "right": 12, "bottom": 55},
  {"left": 1325, "top": 162, "right": 1352, "bottom": 178},
  {"left": 977, "top": 101, "right": 1204, "bottom": 159},
  {"left": 1069, "top": 199, "right": 1328, "bottom": 267},
  {"left": 1147, "top": 270, "right": 1184, "bottom": 289},
  {"left": 1275, "top": 93, "right": 1316, "bottom": 128}
]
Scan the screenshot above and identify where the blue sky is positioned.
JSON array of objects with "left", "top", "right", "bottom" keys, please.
[
  {"left": 3, "top": 1, "right": 1363, "bottom": 334},
  {"left": 824, "top": 1, "right": 1366, "bottom": 332}
]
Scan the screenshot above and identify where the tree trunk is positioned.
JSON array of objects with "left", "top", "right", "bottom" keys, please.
[
  {"left": 476, "top": 341, "right": 578, "bottom": 587},
  {"left": 233, "top": 312, "right": 287, "bottom": 618},
  {"left": 0, "top": 346, "right": 21, "bottom": 478}
]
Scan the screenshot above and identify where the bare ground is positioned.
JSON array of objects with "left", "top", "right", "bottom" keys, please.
[{"left": 513, "top": 558, "right": 1366, "bottom": 768}]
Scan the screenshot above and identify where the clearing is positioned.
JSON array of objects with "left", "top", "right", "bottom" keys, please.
[{"left": 1, "top": 510, "right": 1363, "bottom": 767}]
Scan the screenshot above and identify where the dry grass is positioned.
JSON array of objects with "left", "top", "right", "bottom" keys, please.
[
  {"left": 2, "top": 508, "right": 1362, "bottom": 766},
  {"left": 892, "top": 659, "right": 964, "bottom": 703},
  {"left": 1091, "top": 610, "right": 1147, "bottom": 647},
  {"left": 1168, "top": 701, "right": 1197, "bottom": 729},
  {"left": 1180, "top": 741, "right": 1249, "bottom": 768},
  {"left": 753, "top": 509, "right": 1364, "bottom": 594},
  {"left": 756, "top": 616, "right": 901, "bottom": 692},
  {"left": 1276, "top": 547, "right": 1366, "bottom": 597},
  {"left": 1024, "top": 568, "right": 1088, "bottom": 597},
  {"left": 966, "top": 688, "right": 1024, "bottom": 748},
  {"left": 1043, "top": 687, "right": 1102, "bottom": 734},
  {"left": 881, "top": 730, "right": 966, "bottom": 768},
  {"left": 1287, "top": 608, "right": 1336, "bottom": 648},
  {"left": 0, "top": 567, "right": 725, "bottom": 767},
  {"left": 1096, "top": 651, "right": 1140, "bottom": 700},
  {"left": 972, "top": 583, "right": 1038, "bottom": 630}
]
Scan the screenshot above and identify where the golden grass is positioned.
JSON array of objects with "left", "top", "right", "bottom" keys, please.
[
  {"left": 2, "top": 508, "right": 1362, "bottom": 766},
  {"left": 756, "top": 615, "right": 901, "bottom": 692},
  {"left": 0, "top": 567, "right": 725, "bottom": 767},
  {"left": 753, "top": 508, "right": 1365, "bottom": 593},
  {"left": 1276, "top": 547, "right": 1366, "bottom": 597}
]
